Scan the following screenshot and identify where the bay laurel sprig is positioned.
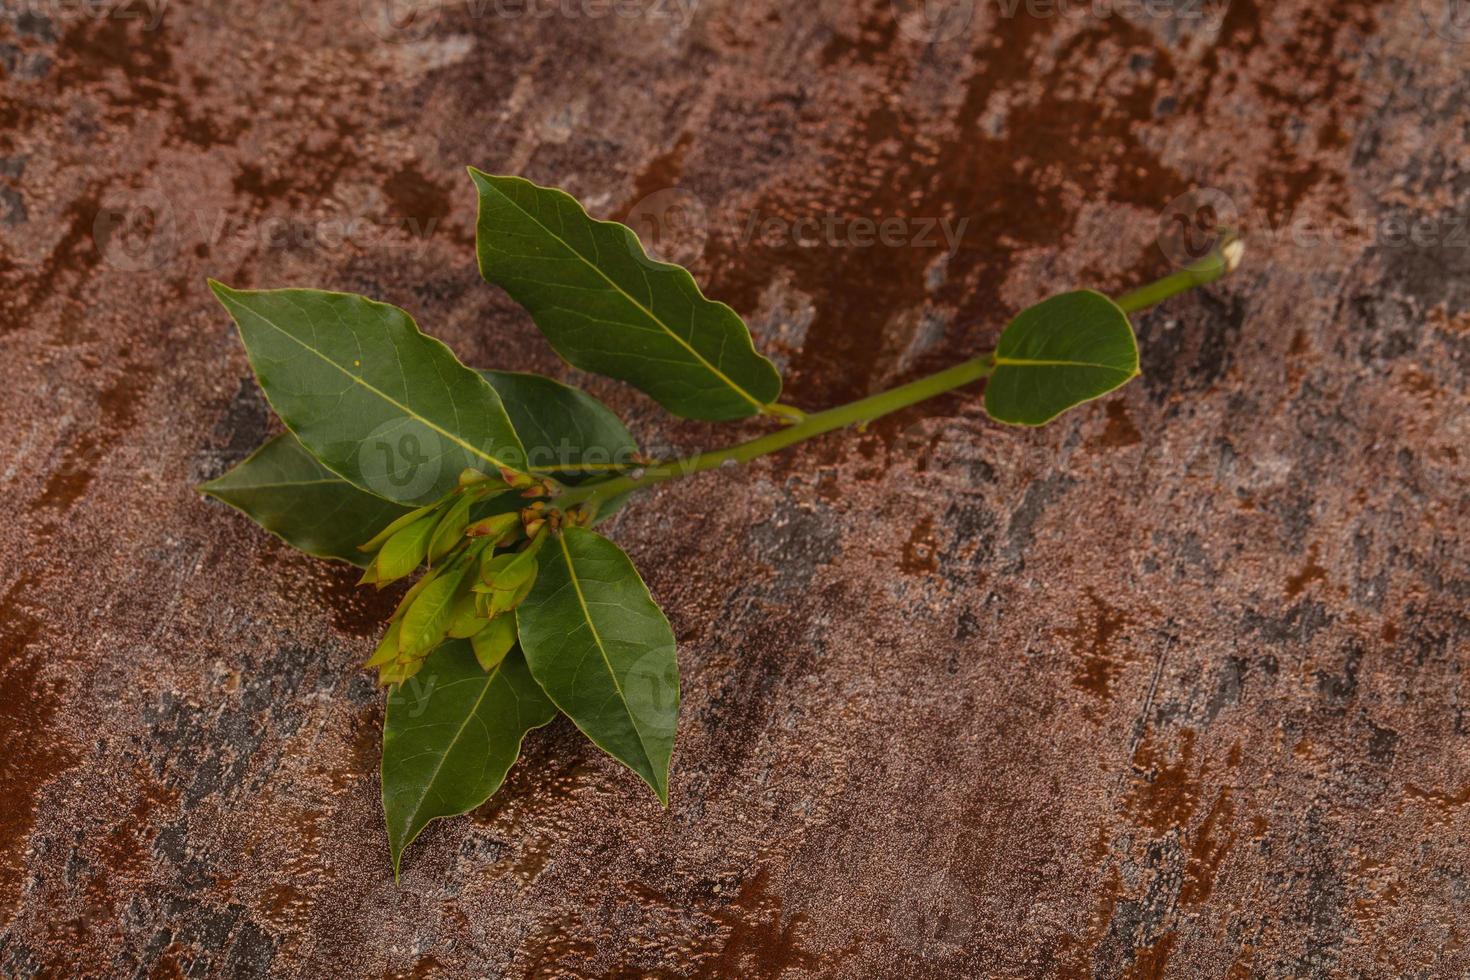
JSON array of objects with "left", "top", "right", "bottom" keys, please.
[{"left": 201, "top": 170, "right": 1244, "bottom": 875}]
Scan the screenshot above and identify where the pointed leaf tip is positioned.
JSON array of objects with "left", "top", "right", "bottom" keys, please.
[
  {"left": 471, "top": 172, "right": 781, "bottom": 421},
  {"left": 381, "top": 642, "right": 555, "bottom": 873},
  {"left": 209, "top": 285, "right": 528, "bottom": 504},
  {"left": 201, "top": 433, "right": 413, "bottom": 565},
  {"left": 515, "top": 527, "right": 678, "bottom": 803}
]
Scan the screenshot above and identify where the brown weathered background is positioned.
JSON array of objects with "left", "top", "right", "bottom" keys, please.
[{"left": 1, "top": 0, "right": 1468, "bottom": 976}]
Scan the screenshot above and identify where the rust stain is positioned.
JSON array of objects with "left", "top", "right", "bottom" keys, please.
[
  {"left": 1125, "top": 931, "right": 1176, "bottom": 980},
  {"left": 0, "top": 0, "right": 1463, "bottom": 974},
  {"left": 1403, "top": 784, "right": 1470, "bottom": 825},
  {"left": 31, "top": 367, "right": 153, "bottom": 514},
  {"left": 0, "top": 576, "right": 78, "bottom": 914},
  {"left": 1179, "top": 786, "right": 1236, "bottom": 906},
  {"left": 697, "top": 866, "right": 818, "bottom": 979},
  {"left": 1064, "top": 591, "right": 1131, "bottom": 701},
  {"left": 900, "top": 513, "right": 939, "bottom": 574},
  {"left": 1124, "top": 729, "right": 1200, "bottom": 836},
  {"left": 1285, "top": 544, "right": 1327, "bottom": 599},
  {"left": 1098, "top": 399, "right": 1142, "bottom": 448}
]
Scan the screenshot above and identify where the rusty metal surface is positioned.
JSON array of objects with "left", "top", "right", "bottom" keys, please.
[{"left": 1, "top": 0, "right": 1467, "bottom": 976}]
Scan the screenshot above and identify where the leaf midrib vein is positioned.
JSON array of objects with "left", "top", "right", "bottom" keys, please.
[
  {"left": 485, "top": 182, "right": 765, "bottom": 413},
  {"left": 399, "top": 664, "right": 502, "bottom": 837},
  {"left": 995, "top": 356, "right": 1136, "bottom": 371},
  {"left": 208, "top": 477, "right": 351, "bottom": 491},
  {"left": 558, "top": 533, "right": 657, "bottom": 777},
  {"left": 225, "top": 294, "right": 519, "bottom": 474}
]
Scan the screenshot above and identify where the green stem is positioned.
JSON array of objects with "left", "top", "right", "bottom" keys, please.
[
  {"left": 560, "top": 244, "right": 1243, "bottom": 510},
  {"left": 559, "top": 358, "right": 993, "bottom": 507},
  {"left": 1115, "top": 233, "right": 1244, "bottom": 314}
]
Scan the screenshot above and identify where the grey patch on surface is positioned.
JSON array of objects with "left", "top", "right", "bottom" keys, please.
[
  {"left": 0, "top": 186, "right": 25, "bottom": 226},
  {"left": 1371, "top": 209, "right": 1470, "bottom": 316},
  {"left": 1003, "top": 474, "right": 1075, "bottom": 567},
  {"left": 192, "top": 377, "right": 272, "bottom": 482},
  {"left": 746, "top": 502, "right": 841, "bottom": 601}
]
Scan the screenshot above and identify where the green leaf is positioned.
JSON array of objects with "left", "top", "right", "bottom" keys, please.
[
  {"left": 470, "top": 615, "right": 516, "bottom": 671},
  {"left": 515, "top": 527, "right": 679, "bottom": 803},
  {"left": 375, "top": 514, "right": 437, "bottom": 582},
  {"left": 445, "top": 590, "right": 485, "bottom": 639},
  {"left": 208, "top": 282, "right": 528, "bottom": 505},
  {"left": 200, "top": 433, "right": 413, "bottom": 566},
  {"left": 359, "top": 502, "right": 439, "bottom": 553},
  {"left": 481, "top": 370, "right": 640, "bottom": 521},
  {"left": 470, "top": 170, "right": 782, "bottom": 421},
  {"left": 428, "top": 493, "right": 475, "bottom": 562},
  {"left": 382, "top": 642, "right": 555, "bottom": 876},
  {"left": 399, "top": 566, "right": 467, "bottom": 659},
  {"left": 480, "top": 370, "right": 638, "bottom": 479},
  {"left": 983, "top": 290, "right": 1139, "bottom": 427}
]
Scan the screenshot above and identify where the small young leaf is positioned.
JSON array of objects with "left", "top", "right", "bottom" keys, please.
[
  {"left": 464, "top": 511, "right": 520, "bottom": 543},
  {"left": 515, "top": 527, "right": 680, "bottom": 804},
  {"left": 390, "top": 564, "right": 438, "bottom": 620},
  {"left": 398, "top": 566, "right": 467, "bottom": 659},
  {"left": 470, "top": 615, "right": 516, "bottom": 672},
  {"left": 365, "top": 619, "right": 403, "bottom": 668},
  {"left": 376, "top": 514, "right": 437, "bottom": 582},
  {"left": 200, "top": 433, "right": 413, "bottom": 566},
  {"left": 427, "top": 493, "right": 475, "bottom": 562},
  {"left": 208, "top": 282, "right": 528, "bottom": 505},
  {"left": 359, "top": 502, "right": 439, "bottom": 553},
  {"left": 983, "top": 290, "right": 1139, "bottom": 426},
  {"left": 445, "top": 590, "right": 485, "bottom": 639},
  {"left": 489, "top": 559, "right": 537, "bottom": 617},
  {"left": 381, "top": 642, "right": 555, "bottom": 876},
  {"left": 470, "top": 171, "right": 782, "bottom": 421}
]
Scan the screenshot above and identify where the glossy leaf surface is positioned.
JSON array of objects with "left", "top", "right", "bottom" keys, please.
[
  {"left": 984, "top": 290, "right": 1139, "bottom": 426},
  {"left": 381, "top": 642, "right": 555, "bottom": 875},
  {"left": 481, "top": 370, "right": 638, "bottom": 479},
  {"left": 515, "top": 527, "right": 679, "bottom": 803},
  {"left": 210, "top": 282, "right": 527, "bottom": 505},
  {"left": 200, "top": 433, "right": 412, "bottom": 566},
  {"left": 470, "top": 170, "right": 781, "bottom": 421}
]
